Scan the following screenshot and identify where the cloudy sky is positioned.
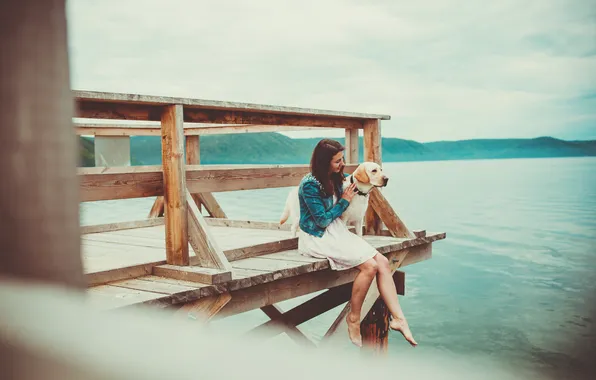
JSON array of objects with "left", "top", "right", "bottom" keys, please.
[{"left": 65, "top": 0, "right": 595, "bottom": 142}]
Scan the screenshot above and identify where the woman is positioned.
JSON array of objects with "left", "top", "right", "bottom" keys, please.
[{"left": 297, "top": 138, "right": 417, "bottom": 348}]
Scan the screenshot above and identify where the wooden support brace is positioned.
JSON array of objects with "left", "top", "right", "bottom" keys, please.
[
  {"left": 367, "top": 187, "right": 415, "bottom": 239},
  {"left": 250, "top": 282, "right": 353, "bottom": 339},
  {"left": 260, "top": 305, "right": 316, "bottom": 347},
  {"left": 186, "top": 189, "right": 232, "bottom": 271},
  {"left": 175, "top": 292, "right": 232, "bottom": 322}
]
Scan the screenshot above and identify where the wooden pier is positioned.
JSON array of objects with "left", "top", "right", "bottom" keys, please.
[{"left": 75, "top": 91, "right": 446, "bottom": 349}]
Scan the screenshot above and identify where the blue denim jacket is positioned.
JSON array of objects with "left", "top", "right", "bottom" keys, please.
[{"left": 298, "top": 173, "right": 349, "bottom": 238}]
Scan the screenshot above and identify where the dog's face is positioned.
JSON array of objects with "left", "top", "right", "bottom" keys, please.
[{"left": 352, "top": 162, "right": 389, "bottom": 187}]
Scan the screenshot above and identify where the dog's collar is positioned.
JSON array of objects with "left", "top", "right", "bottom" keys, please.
[{"left": 350, "top": 175, "right": 372, "bottom": 196}]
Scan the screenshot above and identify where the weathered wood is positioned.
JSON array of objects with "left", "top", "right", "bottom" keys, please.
[
  {"left": 223, "top": 238, "right": 298, "bottom": 262},
  {"left": 251, "top": 282, "right": 353, "bottom": 339},
  {"left": 414, "top": 230, "right": 426, "bottom": 237},
  {"left": 260, "top": 305, "right": 316, "bottom": 347},
  {"left": 186, "top": 164, "right": 357, "bottom": 194},
  {"left": 153, "top": 264, "right": 232, "bottom": 285},
  {"left": 185, "top": 135, "right": 202, "bottom": 211},
  {"left": 186, "top": 190, "right": 232, "bottom": 271},
  {"left": 81, "top": 218, "right": 165, "bottom": 235},
  {"left": 74, "top": 90, "right": 390, "bottom": 120},
  {"left": 78, "top": 164, "right": 358, "bottom": 201},
  {"left": 148, "top": 197, "right": 165, "bottom": 218},
  {"left": 0, "top": 0, "right": 84, "bottom": 288},
  {"left": 205, "top": 218, "right": 291, "bottom": 231},
  {"left": 79, "top": 166, "right": 163, "bottom": 202},
  {"left": 76, "top": 124, "right": 161, "bottom": 136},
  {"left": 363, "top": 119, "right": 383, "bottom": 235},
  {"left": 361, "top": 298, "right": 389, "bottom": 353},
  {"left": 368, "top": 188, "right": 415, "bottom": 239},
  {"left": 345, "top": 128, "right": 359, "bottom": 164},
  {"left": 75, "top": 122, "right": 325, "bottom": 136},
  {"left": 217, "top": 265, "right": 360, "bottom": 317},
  {"left": 161, "top": 104, "right": 189, "bottom": 266},
  {"left": 184, "top": 125, "right": 323, "bottom": 135},
  {"left": 87, "top": 262, "right": 163, "bottom": 287},
  {"left": 196, "top": 193, "right": 227, "bottom": 218},
  {"left": 175, "top": 292, "right": 232, "bottom": 321}
]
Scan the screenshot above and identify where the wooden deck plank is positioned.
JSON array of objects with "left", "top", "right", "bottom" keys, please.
[
  {"left": 110, "top": 278, "right": 202, "bottom": 295},
  {"left": 86, "top": 285, "right": 170, "bottom": 310},
  {"left": 81, "top": 223, "right": 445, "bottom": 312}
]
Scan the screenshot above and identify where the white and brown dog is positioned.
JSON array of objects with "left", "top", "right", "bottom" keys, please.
[{"left": 279, "top": 162, "right": 389, "bottom": 237}]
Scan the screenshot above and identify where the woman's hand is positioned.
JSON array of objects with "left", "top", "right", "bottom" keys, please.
[{"left": 341, "top": 183, "right": 358, "bottom": 202}]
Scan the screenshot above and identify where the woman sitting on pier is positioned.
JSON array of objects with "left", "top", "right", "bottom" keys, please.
[{"left": 297, "top": 139, "right": 417, "bottom": 348}]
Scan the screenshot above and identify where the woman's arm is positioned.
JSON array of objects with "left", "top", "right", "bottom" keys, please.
[{"left": 301, "top": 181, "right": 349, "bottom": 228}]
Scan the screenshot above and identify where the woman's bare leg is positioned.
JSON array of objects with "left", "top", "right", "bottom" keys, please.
[
  {"left": 373, "top": 253, "right": 418, "bottom": 346},
  {"left": 346, "top": 259, "right": 378, "bottom": 347}
]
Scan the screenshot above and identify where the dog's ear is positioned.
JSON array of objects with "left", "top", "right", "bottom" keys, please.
[{"left": 353, "top": 165, "right": 369, "bottom": 183}]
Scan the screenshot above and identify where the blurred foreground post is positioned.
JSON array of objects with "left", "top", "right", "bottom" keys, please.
[{"left": 0, "top": 0, "right": 84, "bottom": 286}]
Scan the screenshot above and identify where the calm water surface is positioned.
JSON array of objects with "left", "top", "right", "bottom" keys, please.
[{"left": 80, "top": 157, "right": 596, "bottom": 378}]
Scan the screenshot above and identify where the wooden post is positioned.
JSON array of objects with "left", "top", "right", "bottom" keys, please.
[
  {"left": 363, "top": 120, "right": 382, "bottom": 235},
  {"left": 186, "top": 135, "right": 202, "bottom": 211},
  {"left": 345, "top": 129, "right": 359, "bottom": 164},
  {"left": 161, "top": 104, "right": 189, "bottom": 266},
  {"left": 361, "top": 298, "right": 389, "bottom": 353},
  {"left": 0, "top": 0, "right": 85, "bottom": 289}
]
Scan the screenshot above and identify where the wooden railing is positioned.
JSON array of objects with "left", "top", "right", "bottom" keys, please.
[{"left": 74, "top": 90, "right": 385, "bottom": 270}]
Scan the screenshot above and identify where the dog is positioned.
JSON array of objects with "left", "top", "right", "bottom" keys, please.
[{"left": 279, "top": 162, "right": 389, "bottom": 237}]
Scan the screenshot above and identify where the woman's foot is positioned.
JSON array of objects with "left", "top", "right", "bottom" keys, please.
[
  {"left": 346, "top": 312, "right": 362, "bottom": 347},
  {"left": 390, "top": 317, "right": 418, "bottom": 347}
]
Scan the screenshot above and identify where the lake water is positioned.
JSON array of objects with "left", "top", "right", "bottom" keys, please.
[{"left": 80, "top": 157, "right": 596, "bottom": 379}]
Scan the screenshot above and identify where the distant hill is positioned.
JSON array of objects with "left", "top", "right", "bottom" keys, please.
[{"left": 77, "top": 133, "right": 596, "bottom": 167}]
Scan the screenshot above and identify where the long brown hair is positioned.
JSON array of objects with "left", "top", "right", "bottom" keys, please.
[{"left": 310, "top": 139, "right": 345, "bottom": 196}]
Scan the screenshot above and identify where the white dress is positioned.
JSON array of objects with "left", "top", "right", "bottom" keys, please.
[{"left": 298, "top": 195, "right": 378, "bottom": 271}]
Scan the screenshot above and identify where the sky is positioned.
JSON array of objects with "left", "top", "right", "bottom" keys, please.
[{"left": 65, "top": 0, "right": 596, "bottom": 142}]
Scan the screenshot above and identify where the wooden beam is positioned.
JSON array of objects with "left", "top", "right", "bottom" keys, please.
[
  {"left": 80, "top": 218, "right": 165, "bottom": 235},
  {"left": 175, "top": 292, "right": 232, "bottom": 322},
  {"left": 186, "top": 164, "right": 358, "bottom": 194},
  {"left": 153, "top": 264, "right": 231, "bottom": 285},
  {"left": 363, "top": 119, "right": 382, "bottom": 235},
  {"left": 161, "top": 104, "right": 189, "bottom": 266},
  {"left": 205, "top": 218, "right": 291, "bottom": 231},
  {"left": 345, "top": 128, "right": 359, "bottom": 164},
  {"left": 79, "top": 166, "right": 163, "bottom": 202},
  {"left": 184, "top": 125, "right": 323, "bottom": 135},
  {"left": 148, "top": 196, "right": 165, "bottom": 218},
  {"left": 367, "top": 188, "right": 415, "bottom": 239},
  {"left": 223, "top": 238, "right": 297, "bottom": 262},
  {"left": 250, "top": 282, "right": 353, "bottom": 339},
  {"left": 185, "top": 135, "right": 202, "bottom": 211},
  {"left": 260, "top": 305, "right": 316, "bottom": 347},
  {"left": 184, "top": 108, "right": 364, "bottom": 129},
  {"left": 78, "top": 164, "right": 358, "bottom": 201},
  {"left": 196, "top": 193, "right": 227, "bottom": 218},
  {"left": 186, "top": 189, "right": 232, "bottom": 271},
  {"left": 74, "top": 91, "right": 391, "bottom": 120},
  {"left": 75, "top": 122, "right": 327, "bottom": 137}
]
